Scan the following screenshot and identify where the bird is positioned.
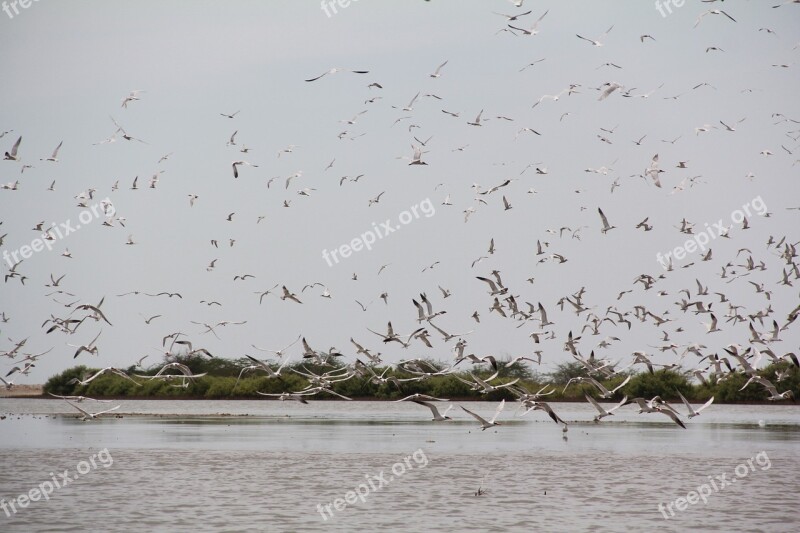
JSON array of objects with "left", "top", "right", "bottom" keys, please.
[
  {"left": 694, "top": 10, "right": 737, "bottom": 28},
  {"left": 576, "top": 25, "right": 614, "bottom": 46},
  {"left": 675, "top": 391, "right": 714, "bottom": 418},
  {"left": 65, "top": 401, "right": 121, "bottom": 421},
  {"left": 598, "top": 82, "right": 623, "bottom": 101},
  {"left": 40, "top": 141, "right": 63, "bottom": 162},
  {"left": 121, "top": 90, "right": 144, "bottom": 108},
  {"left": 508, "top": 9, "right": 548, "bottom": 35},
  {"left": 368, "top": 191, "right": 385, "bottom": 206},
  {"left": 492, "top": 10, "right": 532, "bottom": 21},
  {"left": 280, "top": 286, "right": 302, "bottom": 304},
  {"left": 598, "top": 208, "right": 616, "bottom": 233},
  {"left": 467, "top": 110, "right": 485, "bottom": 126},
  {"left": 251, "top": 335, "right": 301, "bottom": 357},
  {"left": 461, "top": 400, "right": 505, "bottom": 430},
  {"left": 410, "top": 400, "right": 453, "bottom": 421},
  {"left": 429, "top": 60, "right": 448, "bottom": 78},
  {"left": 3, "top": 136, "right": 22, "bottom": 160},
  {"left": 305, "top": 68, "right": 370, "bottom": 82},
  {"left": 585, "top": 394, "right": 628, "bottom": 422},
  {"left": 408, "top": 144, "right": 428, "bottom": 166},
  {"left": 232, "top": 160, "right": 258, "bottom": 178},
  {"left": 68, "top": 330, "right": 103, "bottom": 358}
]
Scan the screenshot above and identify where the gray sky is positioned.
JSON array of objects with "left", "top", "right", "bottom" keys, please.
[{"left": 1, "top": 0, "right": 799, "bottom": 383}]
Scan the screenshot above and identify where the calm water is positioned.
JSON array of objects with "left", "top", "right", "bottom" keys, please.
[{"left": 1, "top": 399, "right": 798, "bottom": 532}]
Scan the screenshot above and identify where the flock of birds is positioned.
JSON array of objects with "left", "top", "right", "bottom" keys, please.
[{"left": 2, "top": 2, "right": 799, "bottom": 431}]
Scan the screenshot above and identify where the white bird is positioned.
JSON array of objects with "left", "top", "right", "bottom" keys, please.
[
  {"left": 705, "top": 313, "right": 722, "bottom": 333},
  {"left": 48, "top": 392, "right": 113, "bottom": 403},
  {"left": 598, "top": 207, "right": 616, "bottom": 233},
  {"left": 280, "top": 286, "right": 302, "bottom": 304},
  {"left": 694, "top": 10, "right": 736, "bottom": 28},
  {"left": 65, "top": 401, "right": 121, "bottom": 421},
  {"left": 408, "top": 144, "right": 428, "bottom": 166},
  {"left": 3, "top": 136, "right": 21, "bottom": 160},
  {"left": 305, "top": 68, "right": 370, "bottom": 82},
  {"left": 467, "top": 110, "right": 485, "bottom": 126},
  {"left": 429, "top": 60, "right": 449, "bottom": 78},
  {"left": 232, "top": 160, "right": 258, "bottom": 178},
  {"left": 740, "top": 375, "right": 795, "bottom": 401},
  {"left": 508, "top": 9, "right": 548, "bottom": 35},
  {"left": 598, "top": 82, "right": 623, "bottom": 101},
  {"left": 411, "top": 400, "right": 453, "bottom": 421},
  {"left": 576, "top": 25, "right": 614, "bottom": 46},
  {"left": 40, "top": 141, "right": 63, "bottom": 162},
  {"left": 675, "top": 390, "right": 714, "bottom": 418},
  {"left": 121, "top": 90, "right": 144, "bottom": 108},
  {"left": 461, "top": 400, "right": 505, "bottom": 430},
  {"left": 251, "top": 335, "right": 302, "bottom": 357},
  {"left": 585, "top": 394, "right": 628, "bottom": 421}
]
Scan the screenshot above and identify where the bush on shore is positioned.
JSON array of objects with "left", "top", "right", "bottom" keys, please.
[{"left": 42, "top": 356, "right": 799, "bottom": 403}]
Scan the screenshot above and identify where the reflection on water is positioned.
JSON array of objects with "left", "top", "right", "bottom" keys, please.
[{"left": 0, "top": 399, "right": 798, "bottom": 532}]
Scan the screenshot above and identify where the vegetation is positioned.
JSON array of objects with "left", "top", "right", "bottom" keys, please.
[{"left": 41, "top": 356, "right": 800, "bottom": 403}]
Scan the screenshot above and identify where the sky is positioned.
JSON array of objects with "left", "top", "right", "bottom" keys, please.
[{"left": 1, "top": 0, "right": 799, "bottom": 384}]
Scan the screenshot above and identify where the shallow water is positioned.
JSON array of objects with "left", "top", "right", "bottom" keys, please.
[{"left": 1, "top": 399, "right": 798, "bottom": 532}]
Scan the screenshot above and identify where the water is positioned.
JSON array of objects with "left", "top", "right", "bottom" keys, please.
[{"left": 1, "top": 399, "right": 798, "bottom": 532}]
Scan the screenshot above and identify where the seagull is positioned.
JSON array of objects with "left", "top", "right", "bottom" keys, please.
[
  {"left": 3, "top": 136, "right": 21, "bottom": 160},
  {"left": 237, "top": 354, "right": 292, "bottom": 386},
  {"left": 48, "top": 392, "right": 113, "bottom": 403},
  {"left": 305, "top": 68, "right": 370, "bottom": 82},
  {"left": 121, "top": 90, "right": 144, "bottom": 108},
  {"left": 251, "top": 335, "right": 302, "bottom": 358},
  {"left": 368, "top": 191, "right": 385, "bottom": 206},
  {"left": 65, "top": 401, "right": 121, "bottom": 421},
  {"left": 67, "top": 367, "right": 141, "bottom": 387},
  {"left": 467, "top": 110, "right": 485, "bottom": 126},
  {"left": 408, "top": 144, "right": 428, "bottom": 166},
  {"left": 585, "top": 394, "right": 628, "bottom": 421},
  {"left": 40, "top": 141, "right": 63, "bottom": 162},
  {"left": 411, "top": 400, "right": 453, "bottom": 421},
  {"left": 598, "top": 82, "right": 623, "bottom": 101},
  {"left": 705, "top": 313, "right": 722, "bottom": 333},
  {"left": 694, "top": 10, "right": 736, "bottom": 28},
  {"left": 492, "top": 10, "right": 532, "bottom": 21},
  {"left": 598, "top": 208, "right": 616, "bottom": 233},
  {"left": 564, "top": 376, "right": 631, "bottom": 399},
  {"left": 461, "top": 400, "right": 505, "bottom": 430},
  {"left": 280, "top": 286, "right": 302, "bottom": 304},
  {"left": 576, "top": 25, "right": 614, "bottom": 46},
  {"left": 220, "top": 110, "right": 240, "bottom": 119},
  {"left": 675, "top": 390, "right": 714, "bottom": 418},
  {"left": 653, "top": 407, "right": 687, "bottom": 429},
  {"left": 232, "top": 160, "right": 258, "bottom": 178},
  {"left": 429, "top": 60, "right": 448, "bottom": 78},
  {"left": 508, "top": 9, "right": 548, "bottom": 35},
  {"left": 68, "top": 330, "right": 102, "bottom": 358},
  {"left": 740, "top": 375, "right": 795, "bottom": 401}
]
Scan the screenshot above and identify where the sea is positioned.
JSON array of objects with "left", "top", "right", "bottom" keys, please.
[{"left": 1, "top": 399, "right": 798, "bottom": 532}]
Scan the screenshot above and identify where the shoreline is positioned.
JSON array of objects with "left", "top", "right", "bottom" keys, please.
[{"left": 1, "top": 387, "right": 797, "bottom": 406}]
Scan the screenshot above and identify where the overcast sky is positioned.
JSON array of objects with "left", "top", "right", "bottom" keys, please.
[{"left": 1, "top": 1, "right": 799, "bottom": 383}]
